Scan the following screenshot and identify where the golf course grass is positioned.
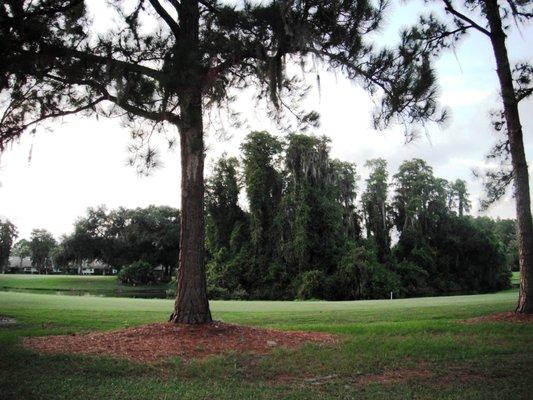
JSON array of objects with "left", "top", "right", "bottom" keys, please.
[{"left": 0, "top": 276, "right": 531, "bottom": 399}]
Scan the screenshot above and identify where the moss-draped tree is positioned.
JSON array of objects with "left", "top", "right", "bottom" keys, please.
[{"left": 1, "top": 0, "right": 445, "bottom": 323}]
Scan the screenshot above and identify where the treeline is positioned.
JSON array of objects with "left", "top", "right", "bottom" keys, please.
[
  {"left": 4, "top": 206, "right": 180, "bottom": 278},
  {"left": 203, "top": 131, "right": 513, "bottom": 300},
  {"left": 2, "top": 131, "right": 517, "bottom": 299}
]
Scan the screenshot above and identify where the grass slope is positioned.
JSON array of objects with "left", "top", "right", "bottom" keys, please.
[{"left": 0, "top": 288, "right": 531, "bottom": 399}]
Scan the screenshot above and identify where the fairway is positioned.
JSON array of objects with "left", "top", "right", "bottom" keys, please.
[{"left": 1, "top": 288, "right": 532, "bottom": 399}]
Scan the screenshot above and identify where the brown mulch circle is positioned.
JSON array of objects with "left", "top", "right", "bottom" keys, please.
[
  {"left": 23, "top": 321, "right": 337, "bottom": 363},
  {"left": 463, "top": 311, "right": 533, "bottom": 324}
]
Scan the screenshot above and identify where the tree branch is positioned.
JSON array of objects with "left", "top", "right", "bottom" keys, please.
[
  {"left": 148, "top": 0, "right": 181, "bottom": 38},
  {"left": 441, "top": 0, "right": 492, "bottom": 37},
  {"left": 0, "top": 96, "right": 105, "bottom": 147},
  {"left": 0, "top": 0, "right": 84, "bottom": 23},
  {"left": 40, "top": 44, "right": 164, "bottom": 81},
  {"left": 45, "top": 74, "right": 181, "bottom": 125}
]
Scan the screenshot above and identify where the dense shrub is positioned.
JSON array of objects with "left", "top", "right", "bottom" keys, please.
[
  {"left": 296, "top": 270, "right": 327, "bottom": 300},
  {"left": 118, "top": 261, "right": 156, "bottom": 285},
  {"left": 322, "top": 243, "right": 400, "bottom": 300}
]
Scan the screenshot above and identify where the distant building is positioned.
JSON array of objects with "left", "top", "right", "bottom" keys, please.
[
  {"left": 7, "top": 256, "right": 37, "bottom": 273},
  {"left": 7, "top": 257, "right": 116, "bottom": 275}
]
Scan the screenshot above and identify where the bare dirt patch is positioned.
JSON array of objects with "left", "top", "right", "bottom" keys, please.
[
  {"left": 23, "top": 321, "right": 336, "bottom": 363},
  {"left": 463, "top": 312, "right": 533, "bottom": 324},
  {"left": 356, "top": 368, "right": 433, "bottom": 385}
]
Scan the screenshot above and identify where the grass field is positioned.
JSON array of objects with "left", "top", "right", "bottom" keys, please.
[
  {"left": 0, "top": 279, "right": 531, "bottom": 399},
  {"left": 0, "top": 274, "right": 170, "bottom": 297}
]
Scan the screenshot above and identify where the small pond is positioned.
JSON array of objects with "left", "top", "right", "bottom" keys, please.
[{"left": 0, "top": 287, "right": 170, "bottom": 299}]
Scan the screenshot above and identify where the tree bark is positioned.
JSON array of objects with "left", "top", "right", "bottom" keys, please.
[
  {"left": 484, "top": 0, "right": 533, "bottom": 313},
  {"left": 169, "top": 93, "right": 212, "bottom": 324},
  {"left": 169, "top": 0, "right": 212, "bottom": 324}
]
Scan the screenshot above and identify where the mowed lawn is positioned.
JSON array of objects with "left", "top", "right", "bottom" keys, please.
[{"left": 0, "top": 285, "right": 532, "bottom": 399}]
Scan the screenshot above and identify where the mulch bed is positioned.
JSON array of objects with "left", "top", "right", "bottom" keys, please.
[
  {"left": 23, "top": 321, "right": 337, "bottom": 363},
  {"left": 463, "top": 312, "right": 533, "bottom": 324}
]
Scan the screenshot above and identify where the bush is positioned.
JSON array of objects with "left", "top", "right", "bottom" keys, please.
[
  {"left": 324, "top": 242, "right": 400, "bottom": 300},
  {"left": 118, "top": 261, "right": 156, "bottom": 285},
  {"left": 394, "top": 260, "right": 431, "bottom": 297},
  {"left": 296, "top": 270, "right": 326, "bottom": 300}
]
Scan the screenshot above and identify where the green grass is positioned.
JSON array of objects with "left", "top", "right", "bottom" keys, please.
[
  {"left": 1, "top": 286, "right": 531, "bottom": 399},
  {"left": 0, "top": 274, "right": 170, "bottom": 296}
]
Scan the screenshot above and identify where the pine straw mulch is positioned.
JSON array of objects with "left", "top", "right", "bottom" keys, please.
[
  {"left": 23, "top": 321, "right": 337, "bottom": 363},
  {"left": 463, "top": 311, "right": 533, "bottom": 324}
]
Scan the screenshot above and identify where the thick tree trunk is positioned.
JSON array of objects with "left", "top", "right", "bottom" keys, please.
[
  {"left": 169, "top": 94, "right": 212, "bottom": 324},
  {"left": 168, "top": 0, "right": 212, "bottom": 324},
  {"left": 484, "top": 0, "right": 533, "bottom": 313}
]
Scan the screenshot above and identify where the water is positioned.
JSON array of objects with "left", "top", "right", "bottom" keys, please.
[{"left": 0, "top": 287, "right": 170, "bottom": 299}]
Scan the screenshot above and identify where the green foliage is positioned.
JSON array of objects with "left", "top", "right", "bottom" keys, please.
[
  {"left": 0, "top": 0, "right": 446, "bottom": 162},
  {"left": 240, "top": 131, "right": 284, "bottom": 297},
  {"left": 296, "top": 270, "right": 327, "bottom": 300},
  {"left": 56, "top": 205, "right": 180, "bottom": 279},
  {"left": 362, "top": 158, "right": 391, "bottom": 263},
  {"left": 203, "top": 134, "right": 512, "bottom": 301},
  {"left": 118, "top": 261, "right": 156, "bottom": 285},
  {"left": 280, "top": 134, "right": 354, "bottom": 279},
  {"left": 331, "top": 243, "right": 400, "bottom": 300},
  {"left": 0, "top": 219, "right": 17, "bottom": 273},
  {"left": 29, "top": 229, "right": 57, "bottom": 274},
  {"left": 206, "top": 156, "right": 245, "bottom": 252},
  {"left": 448, "top": 179, "right": 471, "bottom": 216}
]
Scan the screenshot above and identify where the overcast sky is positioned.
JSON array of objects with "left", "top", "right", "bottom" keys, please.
[{"left": 0, "top": 0, "right": 532, "bottom": 240}]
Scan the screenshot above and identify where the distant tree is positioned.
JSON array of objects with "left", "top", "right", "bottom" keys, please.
[
  {"left": 1, "top": 1, "right": 447, "bottom": 323},
  {"left": 431, "top": 215, "right": 510, "bottom": 293},
  {"left": 331, "top": 160, "right": 360, "bottom": 240},
  {"left": 61, "top": 206, "right": 120, "bottom": 269},
  {"left": 58, "top": 205, "right": 180, "bottom": 278},
  {"left": 11, "top": 239, "right": 31, "bottom": 269},
  {"left": 448, "top": 179, "right": 471, "bottom": 216},
  {"left": 392, "top": 159, "right": 449, "bottom": 294},
  {"left": 492, "top": 218, "right": 519, "bottom": 272},
  {"left": 241, "top": 131, "right": 284, "bottom": 297},
  {"left": 362, "top": 158, "right": 392, "bottom": 263},
  {"left": 474, "top": 217, "right": 519, "bottom": 272},
  {"left": 51, "top": 237, "right": 74, "bottom": 272},
  {"left": 206, "top": 156, "right": 246, "bottom": 252},
  {"left": 392, "top": 159, "right": 448, "bottom": 236},
  {"left": 205, "top": 155, "right": 249, "bottom": 298},
  {"left": 0, "top": 220, "right": 18, "bottom": 273},
  {"left": 281, "top": 134, "right": 349, "bottom": 279},
  {"left": 123, "top": 206, "right": 181, "bottom": 280},
  {"left": 29, "top": 229, "right": 57, "bottom": 274}
]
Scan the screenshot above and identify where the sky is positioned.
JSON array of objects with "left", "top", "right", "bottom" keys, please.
[{"left": 0, "top": 0, "right": 532, "bottom": 240}]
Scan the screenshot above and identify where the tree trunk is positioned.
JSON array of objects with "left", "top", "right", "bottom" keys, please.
[
  {"left": 169, "top": 94, "right": 212, "bottom": 324},
  {"left": 168, "top": 0, "right": 212, "bottom": 325},
  {"left": 484, "top": 0, "right": 533, "bottom": 313}
]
